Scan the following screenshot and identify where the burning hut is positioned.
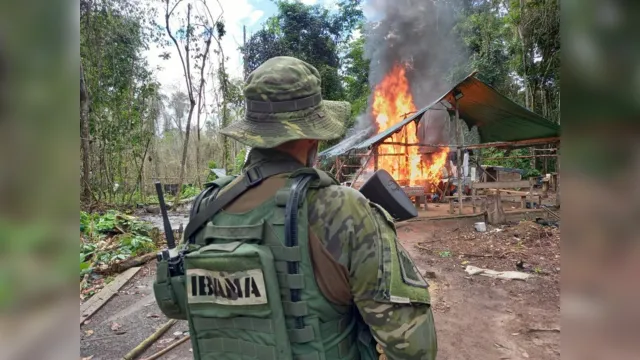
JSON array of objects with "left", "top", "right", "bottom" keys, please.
[{"left": 318, "top": 70, "right": 560, "bottom": 212}]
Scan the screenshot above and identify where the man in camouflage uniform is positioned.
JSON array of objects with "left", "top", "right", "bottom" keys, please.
[{"left": 214, "top": 56, "right": 437, "bottom": 359}]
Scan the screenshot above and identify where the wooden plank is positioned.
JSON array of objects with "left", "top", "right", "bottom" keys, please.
[
  {"left": 444, "top": 195, "right": 488, "bottom": 200},
  {"left": 80, "top": 266, "right": 142, "bottom": 325},
  {"left": 472, "top": 180, "right": 531, "bottom": 189},
  {"left": 487, "top": 189, "right": 531, "bottom": 196},
  {"left": 472, "top": 188, "right": 477, "bottom": 213}
]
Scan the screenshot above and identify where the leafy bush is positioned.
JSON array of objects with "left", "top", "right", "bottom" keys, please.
[
  {"left": 180, "top": 185, "right": 200, "bottom": 199},
  {"left": 234, "top": 149, "right": 247, "bottom": 174},
  {"left": 80, "top": 210, "right": 156, "bottom": 277}
]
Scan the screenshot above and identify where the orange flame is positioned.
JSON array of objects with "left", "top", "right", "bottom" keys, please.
[{"left": 369, "top": 64, "right": 449, "bottom": 187}]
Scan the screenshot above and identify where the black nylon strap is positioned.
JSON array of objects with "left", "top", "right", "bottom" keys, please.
[
  {"left": 284, "top": 174, "right": 316, "bottom": 329},
  {"left": 189, "top": 185, "right": 218, "bottom": 220},
  {"left": 184, "top": 161, "right": 304, "bottom": 243}
]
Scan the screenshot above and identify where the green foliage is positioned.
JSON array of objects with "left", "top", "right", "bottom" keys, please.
[
  {"left": 80, "top": 210, "right": 156, "bottom": 277},
  {"left": 180, "top": 185, "right": 201, "bottom": 199},
  {"left": 453, "top": 2, "right": 511, "bottom": 91},
  {"left": 481, "top": 148, "right": 547, "bottom": 178},
  {"left": 244, "top": 1, "right": 363, "bottom": 101},
  {"left": 319, "top": 21, "right": 370, "bottom": 152},
  {"left": 81, "top": 0, "right": 161, "bottom": 204},
  {"left": 449, "top": 0, "right": 560, "bottom": 122},
  {"left": 343, "top": 28, "right": 370, "bottom": 102},
  {"left": 234, "top": 149, "right": 247, "bottom": 174}
]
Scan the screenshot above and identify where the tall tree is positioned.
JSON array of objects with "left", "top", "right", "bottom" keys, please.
[
  {"left": 80, "top": 0, "right": 160, "bottom": 203},
  {"left": 80, "top": 62, "right": 92, "bottom": 201},
  {"left": 161, "top": 0, "right": 217, "bottom": 208},
  {"left": 342, "top": 23, "right": 370, "bottom": 116},
  {"left": 504, "top": 0, "right": 560, "bottom": 121},
  {"left": 452, "top": 0, "right": 512, "bottom": 92},
  {"left": 243, "top": 0, "right": 363, "bottom": 101}
]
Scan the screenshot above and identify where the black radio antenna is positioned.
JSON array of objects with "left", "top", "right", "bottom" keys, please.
[{"left": 155, "top": 182, "right": 176, "bottom": 249}]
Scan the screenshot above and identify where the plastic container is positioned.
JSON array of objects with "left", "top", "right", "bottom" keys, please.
[{"left": 474, "top": 222, "right": 487, "bottom": 232}]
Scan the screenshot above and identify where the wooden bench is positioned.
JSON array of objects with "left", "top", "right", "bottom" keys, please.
[
  {"left": 445, "top": 194, "right": 488, "bottom": 214},
  {"left": 486, "top": 189, "right": 542, "bottom": 209},
  {"left": 474, "top": 179, "right": 540, "bottom": 209},
  {"left": 446, "top": 179, "right": 541, "bottom": 214}
]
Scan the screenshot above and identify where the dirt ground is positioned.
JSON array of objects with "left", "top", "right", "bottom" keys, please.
[
  {"left": 80, "top": 216, "right": 560, "bottom": 360},
  {"left": 400, "top": 217, "right": 560, "bottom": 360}
]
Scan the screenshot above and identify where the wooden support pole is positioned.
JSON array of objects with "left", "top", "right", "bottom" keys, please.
[
  {"left": 486, "top": 193, "right": 506, "bottom": 225},
  {"left": 373, "top": 146, "right": 379, "bottom": 171},
  {"left": 455, "top": 97, "right": 463, "bottom": 215},
  {"left": 472, "top": 188, "right": 477, "bottom": 213},
  {"left": 350, "top": 151, "right": 374, "bottom": 188},
  {"left": 544, "top": 144, "right": 549, "bottom": 174}
]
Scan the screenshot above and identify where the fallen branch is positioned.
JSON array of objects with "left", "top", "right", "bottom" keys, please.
[
  {"left": 122, "top": 319, "right": 177, "bottom": 360},
  {"left": 460, "top": 253, "right": 493, "bottom": 258},
  {"left": 528, "top": 327, "right": 560, "bottom": 333},
  {"left": 498, "top": 250, "right": 520, "bottom": 258},
  {"left": 415, "top": 244, "right": 433, "bottom": 252},
  {"left": 140, "top": 335, "right": 191, "bottom": 360},
  {"left": 95, "top": 252, "right": 156, "bottom": 275},
  {"left": 419, "top": 238, "right": 441, "bottom": 245}
]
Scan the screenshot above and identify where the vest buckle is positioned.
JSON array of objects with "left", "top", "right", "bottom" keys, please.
[{"left": 245, "top": 167, "right": 263, "bottom": 187}]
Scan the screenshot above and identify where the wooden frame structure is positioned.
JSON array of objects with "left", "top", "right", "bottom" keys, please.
[
  {"left": 319, "top": 73, "right": 561, "bottom": 215},
  {"left": 323, "top": 106, "right": 560, "bottom": 215}
]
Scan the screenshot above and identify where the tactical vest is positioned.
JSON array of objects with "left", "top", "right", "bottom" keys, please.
[{"left": 174, "top": 168, "right": 380, "bottom": 360}]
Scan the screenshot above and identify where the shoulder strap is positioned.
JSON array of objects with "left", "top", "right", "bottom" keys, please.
[
  {"left": 283, "top": 172, "right": 318, "bottom": 329},
  {"left": 183, "top": 161, "right": 304, "bottom": 243},
  {"left": 288, "top": 167, "right": 338, "bottom": 188},
  {"left": 189, "top": 176, "right": 237, "bottom": 219}
]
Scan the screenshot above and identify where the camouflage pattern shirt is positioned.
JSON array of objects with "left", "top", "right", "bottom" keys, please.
[{"left": 244, "top": 149, "right": 438, "bottom": 360}]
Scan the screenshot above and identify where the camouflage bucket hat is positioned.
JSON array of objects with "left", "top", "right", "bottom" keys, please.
[{"left": 219, "top": 56, "right": 351, "bottom": 148}]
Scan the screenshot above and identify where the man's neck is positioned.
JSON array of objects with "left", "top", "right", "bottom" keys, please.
[{"left": 244, "top": 148, "right": 305, "bottom": 170}]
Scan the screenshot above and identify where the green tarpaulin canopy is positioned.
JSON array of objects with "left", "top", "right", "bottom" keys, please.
[{"left": 454, "top": 74, "right": 559, "bottom": 142}]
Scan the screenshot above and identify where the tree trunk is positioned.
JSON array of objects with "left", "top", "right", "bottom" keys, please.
[
  {"left": 222, "top": 102, "right": 232, "bottom": 175},
  {"left": 127, "top": 136, "right": 152, "bottom": 205},
  {"left": 195, "top": 36, "right": 212, "bottom": 188},
  {"left": 530, "top": 147, "right": 536, "bottom": 173},
  {"left": 173, "top": 103, "right": 195, "bottom": 208},
  {"left": 217, "top": 44, "right": 233, "bottom": 176},
  {"left": 152, "top": 138, "right": 161, "bottom": 180},
  {"left": 80, "top": 63, "right": 92, "bottom": 201},
  {"left": 517, "top": 0, "right": 531, "bottom": 110},
  {"left": 165, "top": 3, "right": 195, "bottom": 210}
]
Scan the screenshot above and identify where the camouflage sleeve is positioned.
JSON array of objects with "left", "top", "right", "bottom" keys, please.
[{"left": 308, "top": 185, "right": 437, "bottom": 360}]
